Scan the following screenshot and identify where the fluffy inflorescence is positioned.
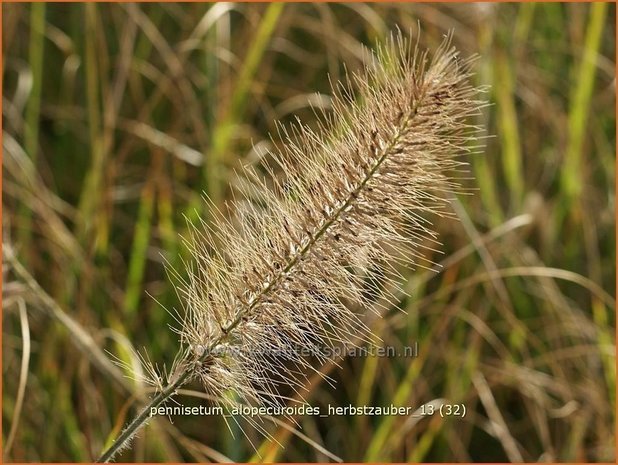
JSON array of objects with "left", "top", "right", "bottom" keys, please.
[{"left": 172, "top": 34, "right": 484, "bottom": 409}]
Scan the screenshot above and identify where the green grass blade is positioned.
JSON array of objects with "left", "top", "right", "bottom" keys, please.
[
  {"left": 77, "top": 3, "right": 105, "bottom": 248},
  {"left": 494, "top": 49, "right": 524, "bottom": 208},
  {"left": 204, "top": 3, "right": 284, "bottom": 207},
  {"left": 123, "top": 182, "right": 155, "bottom": 317},
  {"left": 561, "top": 2, "right": 608, "bottom": 207},
  {"left": 19, "top": 2, "right": 46, "bottom": 262}
]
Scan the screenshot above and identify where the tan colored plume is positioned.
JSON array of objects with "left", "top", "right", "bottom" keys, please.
[
  {"left": 98, "top": 31, "right": 485, "bottom": 462},
  {"left": 171, "top": 32, "right": 483, "bottom": 409}
]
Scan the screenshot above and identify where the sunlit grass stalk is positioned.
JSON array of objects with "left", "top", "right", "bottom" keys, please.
[
  {"left": 204, "top": 2, "right": 284, "bottom": 208},
  {"left": 494, "top": 49, "right": 524, "bottom": 208},
  {"left": 123, "top": 175, "right": 156, "bottom": 316},
  {"left": 473, "top": 17, "right": 503, "bottom": 226},
  {"left": 561, "top": 2, "right": 607, "bottom": 210},
  {"left": 513, "top": 2, "right": 536, "bottom": 52}
]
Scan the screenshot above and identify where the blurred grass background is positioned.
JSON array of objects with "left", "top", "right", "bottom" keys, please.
[{"left": 2, "top": 2, "right": 616, "bottom": 462}]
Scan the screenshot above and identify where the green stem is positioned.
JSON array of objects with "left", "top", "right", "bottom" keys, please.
[
  {"left": 97, "top": 372, "right": 189, "bottom": 462},
  {"left": 20, "top": 2, "right": 46, "bottom": 263},
  {"left": 204, "top": 3, "right": 284, "bottom": 209},
  {"left": 561, "top": 2, "right": 607, "bottom": 208}
]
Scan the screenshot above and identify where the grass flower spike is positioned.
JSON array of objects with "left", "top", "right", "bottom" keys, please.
[{"left": 98, "top": 32, "right": 484, "bottom": 462}]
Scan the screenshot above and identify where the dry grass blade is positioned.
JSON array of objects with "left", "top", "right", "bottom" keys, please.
[
  {"left": 3, "top": 246, "right": 131, "bottom": 393},
  {"left": 3, "top": 298, "right": 31, "bottom": 459},
  {"left": 472, "top": 371, "right": 524, "bottom": 462}
]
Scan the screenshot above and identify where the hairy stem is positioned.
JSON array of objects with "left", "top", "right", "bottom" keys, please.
[{"left": 97, "top": 374, "right": 186, "bottom": 462}]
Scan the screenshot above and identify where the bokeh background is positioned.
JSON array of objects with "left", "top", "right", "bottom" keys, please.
[{"left": 2, "top": 2, "right": 616, "bottom": 462}]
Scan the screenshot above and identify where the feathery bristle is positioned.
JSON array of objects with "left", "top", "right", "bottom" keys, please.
[{"left": 172, "top": 32, "right": 484, "bottom": 411}]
